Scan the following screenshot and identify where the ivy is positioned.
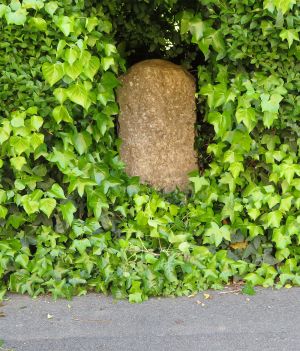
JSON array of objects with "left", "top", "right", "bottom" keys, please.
[{"left": 0, "top": 0, "right": 299, "bottom": 301}]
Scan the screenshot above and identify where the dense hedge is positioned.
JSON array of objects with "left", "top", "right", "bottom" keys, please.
[{"left": 0, "top": 0, "right": 299, "bottom": 302}]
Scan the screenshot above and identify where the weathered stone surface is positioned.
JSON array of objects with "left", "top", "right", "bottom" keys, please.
[{"left": 117, "top": 59, "right": 198, "bottom": 191}]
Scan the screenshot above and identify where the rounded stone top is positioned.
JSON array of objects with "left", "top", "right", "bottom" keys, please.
[{"left": 124, "top": 59, "right": 195, "bottom": 84}]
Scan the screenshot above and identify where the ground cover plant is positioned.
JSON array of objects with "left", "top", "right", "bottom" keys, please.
[{"left": 0, "top": 0, "right": 299, "bottom": 302}]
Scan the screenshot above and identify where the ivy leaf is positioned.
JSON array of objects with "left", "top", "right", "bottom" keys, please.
[
  {"left": 15, "top": 254, "right": 29, "bottom": 269},
  {"left": 272, "top": 229, "right": 291, "bottom": 249},
  {"left": 242, "top": 283, "right": 256, "bottom": 295},
  {"left": 274, "top": 0, "right": 296, "bottom": 14},
  {"left": 30, "top": 133, "right": 44, "bottom": 150},
  {"left": 29, "top": 17, "right": 47, "bottom": 31},
  {"left": 263, "top": 112, "right": 278, "bottom": 128},
  {"left": 0, "top": 205, "right": 8, "bottom": 219},
  {"left": 261, "top": 93, "right": 283, "bottom": 113},
  {"left": 64, "top": 61, "right": 83, "bottom": 81},
  {"left": 204, "top": 222, "right": 231, "bottom": 247},
  {"left": 189, "top": 176, "right": 209, "bottom": 193},
  {"left": 207, "top": 111, "right": 231, "bottom": 137},
  {"left": 229, "top": 162, "right": 244, "bottom": 179},
  {"left": 164, "top": 255, "right": 178, "bottom": 283},
  {"left": 65, "top": 47, "right": 79, "bottom": 65},
  {"left": 67, "top": 83, "right": 91, "bottom": 110},
  {"left": 85, "top": 17, "right": 99, "bottom": 32},
  {"left": 100, "top": 72, "right": 119, "bottom": 89},
  {"left": 42, "top": 62, "right": 64, "bottom": 86},
  {"left": 53, "top": 88, "right": 68, "bottom": 104},
  {"left": 279, "top": 196, "right": 293, "bottom": 213},
  {"left": 236, "top": 107, "right": 256, "bottom": 132},
  {"left": 73, "top": 132, "right": 92, "bottom": 155},
  {"left": 201, "top": 84, "right": 227, "bottom": 109},
  {"left": 21, "top": 195, "right": 40, "bottom": 215},
  {"left": 45, "top": 1, "right": 58, "bottom": 16},
  {"left": 60, "top": 201, "right": 76, "bottom": 226},
  {"left": 30, "top": 116, "right": 43, "bottom": 131},
  {"left": 101, "top": 57, "right": 114, "bottom": 71},
  {"left": 0, "top": 5, "right": 8, "bottom": 18},
  {"left": 84, "top": 56, "right": 100, "bottom": 80},
  {"left": 280, "top": 29, "right": 299, "bottom": 48},
  {"left": 55, "top": 15, "right": 74, "bottom": 36},
  {"left": 10, "top": 156, "right": 26, "bottom": 171},
  {"left": 47, "top": 183, "right": 66, "bottom": 199},
  {"left": 40, "top": 198, "right": 57, "bottom": 217},
  {"left": 189, "top": 17, "right": 205, "bottom": 41},
  {"left": 52, "top": 105, "right": 73, "bottom": 124},
  {"left": 5, "top": 8, "right": 27, "bottom": 25},
  {"left": 22, "top": 0, "right": 44, "bottom": 10},
  {"left": 263, "top": 210, "right": 283, "bottom": 228},
  {"left": 71, "top": 239, "right": 91, "bottom": 255}
]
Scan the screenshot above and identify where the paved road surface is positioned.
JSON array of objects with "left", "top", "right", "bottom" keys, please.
[{"left": 1, "top": 287, "right": 300, "bottom": 351}]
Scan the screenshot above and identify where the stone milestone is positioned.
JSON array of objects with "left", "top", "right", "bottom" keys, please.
[{"left": 117, "top": 59, "right": 198, "bottom": 192}]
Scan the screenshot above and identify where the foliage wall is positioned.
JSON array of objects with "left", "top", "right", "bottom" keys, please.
[{"left": 0, "top": 0, "right": 299, "bottom": 301}]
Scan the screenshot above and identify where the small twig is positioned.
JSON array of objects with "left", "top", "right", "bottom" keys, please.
[
  {"left": 72, "top": 317, "right": 111, "bottom": 323},
  {"left": 218, "top": 289, "right": 242, "bottom": 295}
]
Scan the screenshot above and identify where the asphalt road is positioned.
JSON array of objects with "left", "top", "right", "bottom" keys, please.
[{"left": 1, "top": 287, "right": 300, "bottom": 351}]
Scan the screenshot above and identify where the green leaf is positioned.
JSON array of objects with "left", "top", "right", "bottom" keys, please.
[
  {"left": 22, "top": 0, "right": 44, "bottom": 10},
  {"left": 47, "top": 184, "right": 66, "bottom": 199},
  {"left": 207, "top": 111, "right": 231, "bottom": 137},
  {"left": 263, "top": 210, "right": 283, "bottom": 228},
  {"left": 67, "top": 83, "right": 91, "bottom": 110},
  {"left": 263, "top": 112, "right": 278, "bottom": 128},
  {"left": 236, "top": 107, "right": 257, "bottom": 132},
  {"left": 52, "top": 105, "right": 73, "bottom": 124},
  {"left": 242, "top": 283, "right": 256, "bottom": 295},
  {"left": 272, "top": 229, "right": 291, "bottom": 249},
  {"left": 101, "top": 57, "right": 114, "bottom": 71},
  {"left": 40, "top": 198, "right": 57, "bottom": 217},
  {"left": 85, "top": 17, "right": 99, "bottom": 32},
  {"left": 10, "top": 156, "right": 26, "bottom": 171},
  {"left": 204, "top": 222, "right": 231, "bottom": 247},
  {"left": 15, "top": 254, "right": 29, "bottom": 269},
  {"left": 189, "top": 176, "right": 209, "bottom": 193},
  {"left": 229, "top": 162, "right": 244, "bottom": 179},
  {"left": 11, "top": 113, "right": 25, "bottom": 128},
  {"left": 5, "top": 8, "right": 27, "bottom": 25},
  {"left": 164, "top": 255, "right": 178, "bottom": 282},
  {"left": 274, "top": 0, "right": 296, "bottom": 14},
  {"left": 100, "top": 72, "right": 119, "bottom": 89},
  {"left": 30, "top": 133, "right": 44, "bottom": 150},
  {"left": 60, "top": 201, "right": 76, "bottom": 225},
  {"left": 30, "top": 116, "right": 43, "bottom": 130},
  {"left": 45, "top": 1, "right": 58, "bottom": 16},
  {"left": 0, "top": 5, "right": 8, "bottom": 18},
  {"left": 84, "top": 56, "right": 100, "bottom": 80},
  {"left": 0, "top": 205, "right": 8, "bottom": 219},
  {"left": 71, "top": 238, "right": 91, "bottom": 255},
  {"left": 21, "top": 195, "right": 40, "bottom": 214},
  {"left": 201, "top": 84, "right": 227, "bottom": 109},
  {"left": 29, "top": 17, "right": 47, "bottom": 31},
  {"left": 261, "top": 93, "right": 283, "bottom": 113},
  {"left": 65, "top": 47, "right": 79, "bottom": 64},
  {"left": 64, "top": 61, "right": 83, "bottom": 81},
  {"left": 73, "top": 132, "right": 92, "bottom": 155},
  {"left": 55, "top": 15, "right": 74, "bottom": 36},
  {"left": 189, "top": 17, "right": 205, "bottom": 41},
  {"left": 53, "top": 88, "right": 68, "bottom": 104},
  {"left": 42, "top": 62, "right": 64, "bottom": 86},
  {"left": 280, "top": 29, "right": 299, "bottom": 48}
]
